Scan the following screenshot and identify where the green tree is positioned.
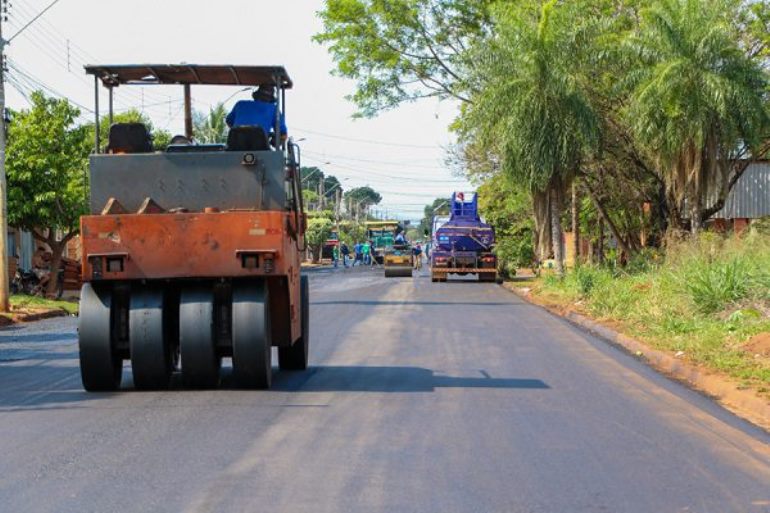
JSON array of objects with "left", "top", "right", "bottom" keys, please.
[
  {"left": 306, "top": 217, "right": 334, "bottom": 263},
  {"left": 464, "top": 1, "right": 601, "bottom": 273},
  {"left": 419, "top": 197, "right": 450, "bottom": 235},
  {"left": 344, "top": 186, "right": 382, "bottom": 217},
  {"left": 477, "top": 173, "right": 535, "bottom": 274},
  {"left": 303, "top": 189, "right": 320, "bottom": 210},
  {"left": 193, "top": 103, "right": 228, "bottom": 143},
  {"left": 315, "top": 0, "right": 493, "bottom": 116},
  {"left": 97, "top": 109, "right": 172, "bottom": 151},
  {"left": 625, "top": 0, "right": 770, "bottom": 234},
  {"left": 301, "top": 167, "right": 343, "bottom": 209},
  {"left": 6, "top": 92, "right": 90, "bottom": 296}
]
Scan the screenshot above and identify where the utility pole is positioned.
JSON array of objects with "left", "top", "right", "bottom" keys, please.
[
  {"left": 0, "top": 5, "right": 10, "bottom": 312},
  {"left": 319, "top": 177, "right": 325, "bottom": 211},
  {"left": 335, "top": 188, "right": 341, "bottom": 236}
]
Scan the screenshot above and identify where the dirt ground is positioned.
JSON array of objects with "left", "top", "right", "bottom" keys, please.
[{"left": 743, "top": 332, "right": 770, "bottom": 358}]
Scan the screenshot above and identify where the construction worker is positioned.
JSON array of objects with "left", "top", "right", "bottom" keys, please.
[
  {"left": 340, "top": 242, "right": 350, "bottom": 268},
  {"left": 332, "top": 244, "right": 340, "bottom": 268},
  {"left": 226, "top": 85, "right": 287, "bottom": 143},
  {"left": 353, "top": 242, "right": 363, "bottom": 266},
  {"left": 413, "top": 243, "right": 423, "bottom": 270}
]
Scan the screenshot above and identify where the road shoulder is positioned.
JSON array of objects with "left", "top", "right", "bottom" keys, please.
[{"left": 502, "top": 282, "right": 770, "bottom": 433}]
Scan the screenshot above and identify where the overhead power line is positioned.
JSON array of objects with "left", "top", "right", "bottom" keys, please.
[
  {"left": 293, "top": 126, "right": 445, "bottom": 150},
  {"left": 6, "top": 0, "right": 62, "bottom": 43},
  {"left": 303, "top": 149, "right": 453, "bottom": 171},
  {"left": 7, "top": 59, "right": 94, "bottom": 113},
  {"left": 302, "top": 155, "right": 469, "bottom": 184}
]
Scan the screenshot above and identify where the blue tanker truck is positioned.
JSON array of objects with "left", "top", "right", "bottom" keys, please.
[{"left": 430, "top": 192, "right": 498, "bottom": 283}]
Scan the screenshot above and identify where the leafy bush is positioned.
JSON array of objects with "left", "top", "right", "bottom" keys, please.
[
  {"left": 684, "top": 259, "right": 752, "bottom": 313},
  {"left": 495, "top": 236, "right": 535, "bottom": 277},
  {"left": 306, "top": 217, "right": 333, "bottom": 262},
  {"left": 535, "top": 234, "right": 770, "bottom": 386}
]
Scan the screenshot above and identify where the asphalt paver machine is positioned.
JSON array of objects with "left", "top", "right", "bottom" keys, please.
[{"left": 78, "top": 64, "right": 308, "bottom": 390}]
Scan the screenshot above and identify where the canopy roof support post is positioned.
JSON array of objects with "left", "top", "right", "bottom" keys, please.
[
  {"left": 281, "top": 85, "right": 286, "bottom": 151},
  {"left": 94, "top": 75, "right": 100, "bottom": 154},
  {"left": 108, "top": 86, "right": 114, "bottom": 126},
  {"left": 184, "top": 84, "right": 192, "bottom": 140}
]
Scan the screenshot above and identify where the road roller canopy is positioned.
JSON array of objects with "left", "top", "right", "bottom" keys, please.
[
  {"left": 84, "top": 64, "right": 293, "bottom": 88},
  {"left": 85, "top": 64, "right": 293, "bottom": 152}
]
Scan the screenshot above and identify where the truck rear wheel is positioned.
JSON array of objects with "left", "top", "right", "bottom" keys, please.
[
  {"left": 431, "top": 272, "right": 446, "bottom": 283},
  {"left": 79, "top": 283, "right": 123, "bottom": 392},
  {"left": 279, "top": 275, "right": 309, "bottom": 371},
  {"left": 180, "top": 286, "right": 220, "bottom": 388},
  {"left": 232, "top": 281, "right": 272, "bottom": 389},
  {"left": 129, "top": 287, "right": 176, "bottom": 390}
]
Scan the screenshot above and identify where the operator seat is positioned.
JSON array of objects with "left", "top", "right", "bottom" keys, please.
[
  {"left": 227, "top": 126, "right": 270, "bottom": 151},
  {"left": 106, "top": 123, "right": 153, "bottom": 154}
]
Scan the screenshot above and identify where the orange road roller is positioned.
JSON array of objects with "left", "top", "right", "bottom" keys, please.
[{"left": 78, "top": 64, "right": 308, "bottom": 390}]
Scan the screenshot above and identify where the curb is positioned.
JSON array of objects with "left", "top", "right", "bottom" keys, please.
[
  {"left": 502, "top": 283, "right": 770, "bottom": 432},
  {"left": 17, "top": 309, "right": 70, "bottom": 323}
]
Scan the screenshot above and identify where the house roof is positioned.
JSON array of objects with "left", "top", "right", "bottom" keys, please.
[{"left": 714, "top": 161, "right": 770, "bottom": 219}]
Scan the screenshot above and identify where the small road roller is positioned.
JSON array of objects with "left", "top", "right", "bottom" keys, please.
[
  {"left": 78, "top": 64, "right": 308, "bottom": 390},
  {"left": 383, "top": 244, "right": 414, "bottom": 278}
]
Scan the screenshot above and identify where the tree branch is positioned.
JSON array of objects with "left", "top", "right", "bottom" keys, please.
[{"left": 585, "top": 180, "right": 635, "bottom": 257}]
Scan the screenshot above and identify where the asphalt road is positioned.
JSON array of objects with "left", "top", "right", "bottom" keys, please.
[{"left": 1, "top": 266, "right": 769, "bottom": 513}]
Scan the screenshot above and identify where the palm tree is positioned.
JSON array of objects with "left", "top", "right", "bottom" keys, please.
[
  {"left": 193, "top": 103, "right": 229, "bottom": 144},
  {"left": 467, "top": 1, "right": 600, "bottom": 272},
  {"left": 625, "top": 0, "right": 769, "bottom": 235}
]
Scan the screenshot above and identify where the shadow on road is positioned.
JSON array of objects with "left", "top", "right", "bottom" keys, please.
[
  {"left": 0, "top": 332, "right": 75, "bottom": 344},
  {"left": 0, "top": 364, "right": 115, "bottom": 412},
  {"left": 271, "top": 366, "right": 549, "bottom": 393},
  {"left": 312, "top": 300, "right": 520, "bottom": 307}
]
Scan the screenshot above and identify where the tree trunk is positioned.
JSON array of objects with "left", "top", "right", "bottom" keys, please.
[
  {"left": 532, "top": 189, "right": 552, "bottom": 264},
  {"left": 689, "top": 188, "right": 702, "bottom": 236},
  {"left": 586, "top": 186, "right": 635, "bottom": 258},
  {"left": 549, "top": 180, "right": 564, "bottom": 276},
  {"left": 32, "top": 228, "right": 77, "bottom": 298},
  {"left": 597, "top": 216, "right": 604, "bottom": 265},
  {"left": 571, "top": 181, "right": 580, "bottom": 267},
  {"left": 46, "top": 242, "right": 64, "bottom": 298},
  {"left": 311, "top": 245, "right": 322, "bottom": 264}
]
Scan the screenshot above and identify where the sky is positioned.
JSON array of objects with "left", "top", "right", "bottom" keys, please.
[{"left": 4, "top": 0, "right": 473, "bottom": 221}]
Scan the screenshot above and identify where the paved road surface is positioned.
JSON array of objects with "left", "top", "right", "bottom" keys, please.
[{"left": 1, "top": 266, "right": 769, "bottom": 513}]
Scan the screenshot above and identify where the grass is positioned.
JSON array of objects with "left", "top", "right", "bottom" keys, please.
[
  {"left": 9, "top": 294, "right": 79, "bottom": 315},
  {"left": 528, "top": 232, "right": 770, "bottom": 390}
]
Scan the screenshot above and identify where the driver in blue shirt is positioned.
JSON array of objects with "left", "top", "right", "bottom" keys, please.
[{"left": 226, "top": 85, "right": 288, "bottom": 144}]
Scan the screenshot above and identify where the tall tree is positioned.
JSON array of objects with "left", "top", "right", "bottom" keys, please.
[
  {"left": 315, "top": 0, "right": 494, "bottom": 116},
  {"left": 625, "top": 0, "right": 770, "bottom": 234},
  {"left": 193, "top": 103, "right": 228, "bottom": 143},
  {"left": 463, "top": 1, "right": 601, "bottom": 272},
  {"left": 344, "top": 186, "right": 382, "bottom": 219},
  {"left": 6, "top": 92, "right": 90, "bottom": 296}
]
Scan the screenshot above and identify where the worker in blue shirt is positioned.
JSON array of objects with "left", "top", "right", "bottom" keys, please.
[{"left": 226, "top": 85, "right": 287, "bottom": 143}]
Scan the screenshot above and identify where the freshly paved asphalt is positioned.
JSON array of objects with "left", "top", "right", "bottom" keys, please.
[{"left": 1, "top": 265, "right": 769, "bottom": 513}]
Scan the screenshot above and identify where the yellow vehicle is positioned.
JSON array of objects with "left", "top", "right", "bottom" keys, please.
[
  {"left": 383, "top": 243, "right": 413, "bottom": 278},
  {"left": 365, "top": 221, "right": 399, "bottom": 265},
  {"left": 365, "top": 221, "right": 413, "bottom": 277}
]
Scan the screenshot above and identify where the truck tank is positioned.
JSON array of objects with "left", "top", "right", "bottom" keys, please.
[{"left": 430, "top": 192, "right": 498, "bottom": 282}]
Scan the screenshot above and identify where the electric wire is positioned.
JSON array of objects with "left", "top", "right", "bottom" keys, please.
[{"left": 293, "top": 126, "right": 444, "bottom": 150}]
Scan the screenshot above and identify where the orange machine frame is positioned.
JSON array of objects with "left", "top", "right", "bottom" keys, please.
[{"left": 80, "top": 210, "right": 303, "bottom": 344}]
